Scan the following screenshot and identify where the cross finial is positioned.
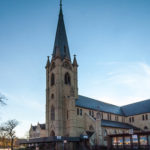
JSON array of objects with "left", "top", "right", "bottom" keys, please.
[{"left": 60, "top": 0, "right": 62, "bottom": 8}]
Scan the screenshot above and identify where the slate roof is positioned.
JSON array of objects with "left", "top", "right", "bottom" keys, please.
[
  {"left": 32, "top": 124, "right": 46, "bottom": 131},
  {"left": 76, "top": 95, "right": 124, "bottom": 115},
  {"left": 76, "top": 95, "right": 150, "bottom": 116},
  {"left": 101, "top": 120, "right": 139, "bottom": 130},
  {"left": 121, "top": 99, "right": 150, "bottom": 116},
  {"left": 39, "top": 124, "right": 46, "bottom": 130},
  {"left": 52, "top": 5, "right": 71, "bottom": 60}
]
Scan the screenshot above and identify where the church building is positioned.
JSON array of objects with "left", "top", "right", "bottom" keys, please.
[{"left": 28, "top": 1, "right": 150, "bottom": 150}]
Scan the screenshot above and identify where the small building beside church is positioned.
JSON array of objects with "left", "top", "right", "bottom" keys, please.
[
  {"left": 29, "top": 123, "right": 46, "bottom": 139},
  {"left": 27, "top": 1, "right": 150, "bottom": 150}
]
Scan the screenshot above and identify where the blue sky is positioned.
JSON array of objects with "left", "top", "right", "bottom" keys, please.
[{"left": 0, "top": 0, "right": 150, "bottom": 138}]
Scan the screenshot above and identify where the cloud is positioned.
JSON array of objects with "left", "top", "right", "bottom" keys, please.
[
  {"left": 83, "top": 61, "right": 150, "bottom": 106},
  {"left": 104, "top": 62, "right": 150, "bottom": 104},
  {"left": 140, "top": 62, "right": 150, "bottom": 76},
  {"left": 0, "top": 91, "right": 45, "bottom": 112}
]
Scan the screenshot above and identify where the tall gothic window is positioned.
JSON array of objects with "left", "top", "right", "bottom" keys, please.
[
  {"left": 80, "top": 109, "right": 82, "bottom": 116},
  {"left": 129, "top": 117, "right": 131, "bottom": 122},
  {"left": 92, "top": 111, "right": 94, "bottom": 117},
  {"left": 51, "top": 73, "right": 55, "bottom": 86},
  {"left": 132, "top": 117, "right": 134, "bottom": 122},
  {"left": 51, "top": 94, "right": 54, "bottom": 99},
  {"left": 67, "top": 110, "right": 69, "bottom": 120},
  {"left": 64, "top": 72, "right": 71, "bottom": 85},
  {"left": 142, "top": 115, "right": 145, "bottom": 120},
  {"left": 89, "top": 110, "right": 91, "bottom": 116},
  {"left": 77, "top": 108, "right": 79, "bottom": 115},
  {"left": 51, "top": 105, "right": 55, "bottom": 120}
]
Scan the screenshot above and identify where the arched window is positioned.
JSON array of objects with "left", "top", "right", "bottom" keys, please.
[
  {"left": 77, "top": 108, "right": 79, "bottom": 115},
  {"left": 142, "top": 115, "right": 145, "bottom": 120},
  {"left": 144, "top": 126, "right": 148, "bottom": 130},
  {"left": 80, "top": 109, "right": 82, "bottom": 116},
  {"left": 51, "top": 73, "right": 55, "bottom": 86},
  {"left": 51, "top": 105, "right": 55, "bottom": 121},
  {"left": 132, "top": 117, "right": 134, "bottom": 122},
  {"left": 50, "top": 130, "right": 55, "bottom": 136},
  {"left": 89, "top": 110, "right": 91, "bottom": 116},
  {"left": 51, "top": 94, "right": 54, "bottom": 99},
  {"left": 92, "top": 111, "right": 94, "bottom": 117},
  {"left": 67, "top": 110, "right": 69, "bottom": 120},
  {"left": 64, "top": 72, "right": 71, "bottom": 85}
]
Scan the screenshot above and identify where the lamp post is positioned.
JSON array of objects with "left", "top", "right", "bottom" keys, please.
[{"left": 63, "top": 140, "right": 67, "bottom": 150}]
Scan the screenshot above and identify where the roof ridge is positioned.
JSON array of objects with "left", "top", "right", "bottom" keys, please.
[
  {"left": 121, "top": 99, "right": 150, "bottom": 107},
  {"left": 79, "top": 95, "right": 120, "bottom": 107},
  {"left": 101, "top": 119, "right": 140, "bottom": 130}
]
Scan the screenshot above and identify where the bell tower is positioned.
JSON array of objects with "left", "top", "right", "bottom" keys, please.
[{"left": 45, "top": 1, "right": 78, "bottom": 137}]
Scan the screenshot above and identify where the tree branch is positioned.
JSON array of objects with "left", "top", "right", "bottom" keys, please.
[{"left": 0, "top": 93, "right": 7, "bottom": 106}]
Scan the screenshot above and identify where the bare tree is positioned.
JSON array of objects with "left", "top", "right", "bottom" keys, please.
[
  {"left": 0, "top": 93, "right": 7, "bottom": 106},
  {"left": 0, "top": 120, "right": 19, "bottom": 150}
]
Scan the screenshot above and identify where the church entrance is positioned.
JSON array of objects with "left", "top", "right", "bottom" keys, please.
[{"left": 50, "top": 130, "right": 55, "bottom": 136}]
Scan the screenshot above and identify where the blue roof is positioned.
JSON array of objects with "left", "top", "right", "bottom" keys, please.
[
  {"left": 101, "top": 120, "right": 139, "bottom": 130},
  {"left": 121, "top": 99, "right": 150, "bottom": 116},
  {"left": 76, "top": 95, "right": 124, "bottom": 115},
  {"left": 76, "top": 95, "right": 150, "bottom": 116}
]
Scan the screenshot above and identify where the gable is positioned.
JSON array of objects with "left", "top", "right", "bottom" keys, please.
[{"left": 121, "top": 99, "right": 150, "bottom": 116}]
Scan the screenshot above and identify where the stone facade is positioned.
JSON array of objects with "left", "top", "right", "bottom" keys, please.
[
  {"left": 127, "top": 113, "right": 150, "bottom": 131},
  {"left": 45, "top": 57, "right": 78, "bottom": 137},
  {"left": 29, "top": 123, "right": 46, "bottom": 139},
  {"left": 29, "top": 2, "right": 150, "bottom": 148}
]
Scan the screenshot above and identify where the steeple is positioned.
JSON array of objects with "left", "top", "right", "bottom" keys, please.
[
  {"left": 45, "top": 56, "right": 50, "bottom": 68},
  {"left": 73, "top": 55, "right": 78, "bottom": 67},
  {"left": 52, "top": 0, "right": 71, "bottom": 61}
]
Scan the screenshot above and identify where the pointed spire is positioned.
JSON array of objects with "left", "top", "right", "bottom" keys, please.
[
  {"left": 52, "top": 1, "right": 71, "bottom": 61},
  {"left": 45, "top": 56, "right": 50, "bottom": 68},
  {"left": 59, "top": 0, "right": 63, "bottom": 16},
  {"left": 73, "top": 55, "right": 78, "bottom": 67},
  {"left": 60, "top": 0, "right": 62, "bottom": 9}
]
